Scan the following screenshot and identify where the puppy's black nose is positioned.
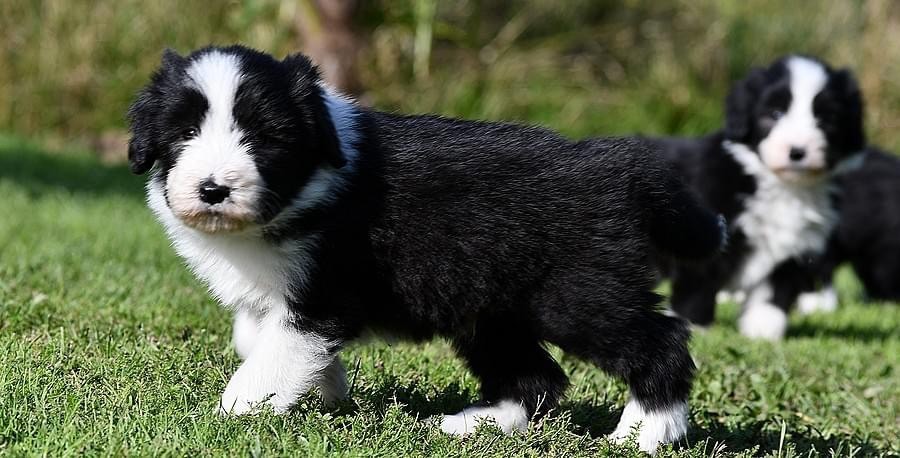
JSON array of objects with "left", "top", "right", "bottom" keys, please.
[
  {"left": 789, "top": 147, "right": 806, "bottom": 162},
  {"left": 198, "top": 180, "right": 231, "bottom": 204}
]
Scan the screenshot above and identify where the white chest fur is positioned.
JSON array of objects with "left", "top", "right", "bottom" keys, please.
[
  {"left": 725, "top": 142, "right": 836, "bottom": 289},
  {"left": 146, "top": 181, "right": 317, "bottom": 312}
]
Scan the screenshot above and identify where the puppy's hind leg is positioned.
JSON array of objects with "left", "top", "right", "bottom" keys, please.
[
  {"left": 669, "top": 260, "right": 730, "bottom": 327},
  {"left": 555, "top": 306, "right": 693, "bottom": 454},
  {"left": 439, "top": 323, "right": 568, "bottom": 435},
  {"left": 605, "top": 313, "right": 693, "bottom": 454}
]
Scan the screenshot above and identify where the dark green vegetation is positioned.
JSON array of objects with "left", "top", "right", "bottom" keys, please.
[{"left": 2, "top": 1, "right": 900, "bottom": 149}]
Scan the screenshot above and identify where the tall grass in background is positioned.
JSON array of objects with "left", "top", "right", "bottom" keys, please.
[{"left": 1, "top": 0, "right": 899, "bottom": 151}]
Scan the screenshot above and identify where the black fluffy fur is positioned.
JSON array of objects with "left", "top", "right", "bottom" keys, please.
[
  {"left": 805, "top": 148, "right": 900, "bottom": 301},
  {"left": 128, "top": 45, "right": 725, "bottom": 423}
]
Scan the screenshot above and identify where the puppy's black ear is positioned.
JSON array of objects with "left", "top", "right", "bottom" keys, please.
[
  {"left": 283, "top": 53, "right": 347, "bottom": 169},
  {"left": 127, "top": 49, "right": 186, "bottom": 174},
  {"left": 724, "top": 68, "right": 766, "bottom": 143},
  {"left": 127, "top": 87, "right": 161, "bottom": 175},
  {"left": 161, "top": 48, "right": 186, "bottom": 69},
  {"left": 831, "top": 68, "right": 866, "bottom": 152}
]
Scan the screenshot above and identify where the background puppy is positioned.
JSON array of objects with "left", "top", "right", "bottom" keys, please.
[
  {"left": 797, "top": 147, "right": 900, "bottom": 313},
  {"left": 127, "top": 45, "right": 725, "bottom": 453},
  {"left": 648, "top": 55, "right": 865, "bottom": 340}
]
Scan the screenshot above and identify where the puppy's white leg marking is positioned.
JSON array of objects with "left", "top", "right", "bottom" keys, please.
[
  {"left": 317, "top": 358, "right": 348, "bottom": 406},
  {"left": 232, "top": 310, "right": 261, "bottom": 361},
  {"left": 797, "top": 286, "right": 838, "bottom": 315},
  {"left": 737, "top": 281, "right": 788, "bottom": 341},
  {"left": 610, "top": 398, "right": 688, "bottom": 455},
  {"left": 438, "top": 399, "right": 529, "bottom": 435},
  {"left": 739, "top": 301, "right": 788, "bottom": 340},
  {"left": 219, "top": 307, "right": 334, "bottom": 415}
]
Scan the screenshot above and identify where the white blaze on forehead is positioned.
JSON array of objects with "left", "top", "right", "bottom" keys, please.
[
  {"left": 786, "top": 56, "right": 828, "bottom": 116},
  {"left": 184, "top": 51, "right": 246, "bottom": 154},
  {"left": 186, "top": 51, "right": 243, "bottom": 124}
]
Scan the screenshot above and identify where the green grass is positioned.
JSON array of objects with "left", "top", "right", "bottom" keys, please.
[{"left": 1, "top": 135, "right": 898, "bottom": 457}]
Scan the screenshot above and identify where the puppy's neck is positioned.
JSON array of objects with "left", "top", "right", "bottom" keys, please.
[
  {"left": 260, "top": 86, "right": 364, "bottom": 239},
  {"left": 321, "top": 85, "right": 362, "bottom": 165}
]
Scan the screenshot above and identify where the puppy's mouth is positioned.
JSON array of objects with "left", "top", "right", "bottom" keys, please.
[
  {"left": 164, "top": 177, "right": 265, "bottom": 234},
  {"left": 770, "top": 165, "right": 828, "bottom": 182},
  {"left": 177, "top": 207, "right": 257, "bottom": 233},
  {"left": 167, "top": 195, "right": 260, "bottom": 234}
]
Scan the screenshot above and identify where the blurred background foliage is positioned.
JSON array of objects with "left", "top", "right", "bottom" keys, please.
[{"left": 1, "top": 0, "right": 899, "bottom": 156}]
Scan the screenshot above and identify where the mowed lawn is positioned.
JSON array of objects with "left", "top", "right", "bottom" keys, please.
[{"left": 0, "top": 135, "right": 898, "bottom": 457}]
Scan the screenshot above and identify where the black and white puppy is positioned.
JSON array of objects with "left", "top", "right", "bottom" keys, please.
[
  {"left": 649, "top": 55, "right": 865, "bottom": 340},
  {"left": 797, "top": 147, "right": 900, "bottom": 312},
  {"left": 127, "top": 45, "right": 726, "bottom": 453}
]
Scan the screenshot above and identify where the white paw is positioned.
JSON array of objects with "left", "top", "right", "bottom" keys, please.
[
  {"left": 218, "top": 367, "right": 282, "bottom": 415},
  {"left": 217, "top": 356, "right": 299, "bottom": 415},
  {"left": 217, "top": 394, "right": 267, "bottom": 415},
  {"left": 436, "top": 400, "right": 528, "bottom": 435},
  {"left": 610, "top": 399, "right": 688, "bottom": 455},
  {"left": 797, "top": 287, "right": 838, "bottom": 315},
  {"left": 438, "top": 412, "right": 478, "bottom": 435},
  {"left": 738, "top": 301, "right": 788, "bottom": 340}
]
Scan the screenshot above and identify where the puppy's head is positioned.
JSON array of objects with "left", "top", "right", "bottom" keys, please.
[
  {"left": 724, "top": 55, "right": 865, "bottom": 183},
  {"left": 128, "top": 46, "right": 345, "bottom": 233}
]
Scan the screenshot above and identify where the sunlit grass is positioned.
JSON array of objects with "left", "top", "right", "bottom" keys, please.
[{"left": 0, "top": 136, "right": 897, "bottom": 456}]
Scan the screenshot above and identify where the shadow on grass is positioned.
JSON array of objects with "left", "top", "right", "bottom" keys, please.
[
  {"left": 329, "top": 379, "right": 892, "bottom": 455},
  {"left": 345, "top": 378, "right": 624, "bottom": 438},
  {"left": 560, "top": 400, "right": 620, "bottom": 437},
  {"left": 540, "top": 399, "right": 890, "bottom": 456},
  {"left": 347, "top": 378, "right": 475, "bottom": 419},
  {"left": 349, "top": 376, "right": 625, "bottom": 429},
  {"left": 787, "top": 320, "right": 900, "bottom": 342},
  {"left": 0, "top": 137, "right": 144, "bottom": 199},
  {"left": 687, "top": 419, "right": 888, "bottom": 456}
]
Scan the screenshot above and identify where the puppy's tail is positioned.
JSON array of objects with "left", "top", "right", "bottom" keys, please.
[{"left": 641, "top": 158, "right": 727, "bottom": 261}]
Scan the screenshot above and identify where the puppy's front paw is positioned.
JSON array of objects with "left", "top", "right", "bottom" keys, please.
[
  {"left": 797, "top": 287, "right": 838, "bottom": 315},
  {"left": 437, "top": 412, "right": 477, "bottom": 435},
  {"left": 609, "top": 399, "right": 688, "bottom": 455},
  {"left": 738, "top": 301, "right": 788, "bottom": 341},
  {"left": 217, "top": 366, "right": 283, "bottom": 415},
  {"left": 217, "top": 385, "right": 274, "bottom": 416},
  {"left": 432, "top": 400, "right": 528, "bottom": 436}
]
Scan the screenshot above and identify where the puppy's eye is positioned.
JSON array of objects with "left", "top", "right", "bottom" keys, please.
[
  {"left": 180, "top": 127, "right": 199, "bottom": 140},
  {"left": 769, "top": 110, "right": 784, "bottom": 120}
]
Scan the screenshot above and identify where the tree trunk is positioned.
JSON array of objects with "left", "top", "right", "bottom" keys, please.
[{"left": 295, "top": 0, "right": 363, "bottom": 97}]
